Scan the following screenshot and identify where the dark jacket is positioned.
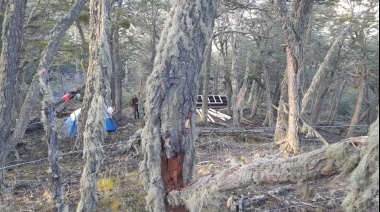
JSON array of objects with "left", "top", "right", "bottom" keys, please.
[{"left": 131, "top": 97, "right": 139, "bottom": 110}]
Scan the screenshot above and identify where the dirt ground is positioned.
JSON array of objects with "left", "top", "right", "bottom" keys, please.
[{"left": 0, "top": 106, "right": 355, "bottom": 212}]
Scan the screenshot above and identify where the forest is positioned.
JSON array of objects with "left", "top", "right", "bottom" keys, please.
[{"left": 0, "top": 0, "right": 378, "bottom": 211}]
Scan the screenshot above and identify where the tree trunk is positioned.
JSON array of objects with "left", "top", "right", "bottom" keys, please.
[
  {"left": 213, "top": 55, "right": 220, "bottom": 94},
  {"left": 272, "top": 0, "right": 315, "bottom": 154},
  {"left": 343, "top": 116, "right": 379, "bottom": 211},
  {"left": 0, "top": 0, "right": 27, "bottom": 189},
  {"left": 231, "top": 33, "right": 240, "bottom": 127},
  {"left": 76, "top": 0, "right": 112, "bottom": 211},
  {"left": 249, "top": 81, "right": 263, "bottom": 119},
  {"left": 139, "top": 0, "right": 218, "bottom": 211},
  {"left": 113, "top": 0, "right": 124, "bottom": 120},
  {"left": 310, "top": 85, "right": 329, "bottom": 125},
  {"left": 274, "top": 76, "right": 288, "bottom": 143},
  {"left": 262, "top": 64, "right": 273, "bottom": 127},
  {"left": 45, "top": 104, "right": 64, "bottom": 212},
  {"left": 237, "top": 52, "right": 250, "bottom": 121},
  {"left": 167, "top": 137, "right": 366, "bottom": 210},
  {"left": 347, "top": 73, "right": 367, "bottom": 138},
  {"left": 201, "top": 41, "right": 213, "bottom": 124},
  {"left": 284, "top": 45, "right": 300, "bottom": 154},
  {"left": 301, "top": 24, "right": 351, "bottom": 114},
  {"left": 327, "top": 79, "right": 347, "bottom": 125}
]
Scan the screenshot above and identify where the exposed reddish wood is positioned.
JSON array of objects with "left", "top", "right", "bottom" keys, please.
[{"left": 161, "top": 155, "right": 184, "bottom": 193}]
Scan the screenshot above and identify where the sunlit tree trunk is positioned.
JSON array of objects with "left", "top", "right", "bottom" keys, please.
[
  {"left": 231, "top": 32, "right": 240, "bottom": 126},
  {"left": 76, "top": 0, "right": 112, "bottom": 211},
  {"left": 347, "top": 71, "right": 367, "bottom": 138},
  {"left": 139, "top": 0, "right": 218, "bottom": 211},
  {"left": 272, "top": 0, "right": 315, "bottom": 154}
]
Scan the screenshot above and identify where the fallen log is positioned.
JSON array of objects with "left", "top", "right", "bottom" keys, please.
[
  {"left": 167, "top": 137, "right": 368, "bottom": 211},
  {"left": 107, "top": 129, "right": 142, "bottom": 156}
]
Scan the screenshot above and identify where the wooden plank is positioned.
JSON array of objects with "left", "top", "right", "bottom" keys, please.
[
  {"left": 207, "top": 114, "right": 215, "bottom": 123},
  {"left": 209, "top": 109, "right": 231, "bottom": 120},
  {"left": 208, "top": 109, "right": 226, "bottom": 121}
]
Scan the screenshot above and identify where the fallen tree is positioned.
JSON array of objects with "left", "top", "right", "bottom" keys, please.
[{"left": 167, "top": 136, "right": 370, "bottom": 211}]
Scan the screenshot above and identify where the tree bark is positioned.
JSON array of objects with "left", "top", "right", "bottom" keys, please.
[
  {"left": 262, "top": 64, "right": 273, "bottom": 127},
  {"left": 274, "top": 76, "right": 288, "bottom": 143},
  {"left": 201, "top": 41, "right": 213, "bottom": 124},
  {"left": 285, "top": 44, "right": 301, "bottom": 154},
  {"left": 249, "top": 81, "right": 263, "bottom": 119},
  {"left": 139, "top": 0, "right": 218, "bottom": 211},
  {"left": 347, "top": 72, "right": 367, "bottom": 138},
  {"left": 343, "top": 116, "right": 379, "bottom": 211},
  {"left": 237, "top": 52, "right": 251, "bottom": 121},
  {"left": 167, "top": 137, "right": 366, "bottom": 210},
  {"left": 0, "top": 0, "right": 27, "bottom": 189},
  {"left": 113, "top": 0, "right": 124, "bottom": 120},
  {"left": 45, "top": 104, "right": 64, "bottom": 212},
  {"left": 327, "top": 79, "right": 347, "bottom": 125},
  {"left": 213, "top": 55, "right": 221, "bottom": 94},
  {"left": 310, "top": 85, "right": 329, "bottom": 125},
  {"left": 76, "top": 0, "right": 112, "bottom": 211},
  {"left": 231, "top": 31, "right": 240, "bottom": 127},
  {"left": 301, "top": 24, "right": 351, "bottom": 114},
  {"left": 272, "top": 0, "right": 315, "bottom": 154}
]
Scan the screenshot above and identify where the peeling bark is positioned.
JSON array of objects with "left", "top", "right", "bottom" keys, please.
[{"left": 271, "top": 0, "right": 315, "bottom": 154}]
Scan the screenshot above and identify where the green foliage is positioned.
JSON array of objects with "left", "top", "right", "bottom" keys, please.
[
  {"left": 98, "top": 177, "right": 122, "bottom": 194},
  {"left": 99, "top": 195, "right": 123, "bottom": 212}
]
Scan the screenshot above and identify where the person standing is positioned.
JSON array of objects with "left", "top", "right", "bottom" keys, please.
[{"left": 131, "top": 95, "right": 140, "bottom": 120}]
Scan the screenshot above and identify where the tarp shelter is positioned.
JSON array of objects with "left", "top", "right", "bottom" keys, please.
[{"left": 62, "top": 107, "right": 119, "bottom": 138}]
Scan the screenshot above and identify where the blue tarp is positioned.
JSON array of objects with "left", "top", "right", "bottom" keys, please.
[{"left": 62, "top": 108, "right": 119, "bottom": 138}]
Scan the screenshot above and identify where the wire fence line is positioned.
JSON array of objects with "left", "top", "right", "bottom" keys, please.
[{"left": 0, "top": 124, "right": 370, "bottom": 171}]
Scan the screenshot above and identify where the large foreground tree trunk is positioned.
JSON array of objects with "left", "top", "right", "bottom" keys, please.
[
  {"left": 76, "top": 1, "right": 112, "bottom": 211},
  {"left": 343, "top": 116, "right": 379, "bottom": 211},
  {"left": 139, "top": 0, "right": 218, "bottom": 211}
]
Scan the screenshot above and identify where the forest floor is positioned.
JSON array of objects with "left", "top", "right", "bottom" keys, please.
[{"left": 0, "top": 102, "right": 364, "bottom": 212}]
